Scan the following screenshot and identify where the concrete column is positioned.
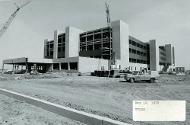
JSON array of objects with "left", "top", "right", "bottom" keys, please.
[
  {"left": 53, "top": 30, "right": 58, "bottom": 59},
  {"left": 25, "top": 63, "right": 28, "bottom": 73},
  {"left": 12, "top": 64, "right": 14, "bottom": 71},
  {"left": 51, "top": 64, "right": 53, "bottom": 71},
  {"left": 65, "top": 27, "right": 83, "bottom": 58},
  {"left": 172, "top": 46, "right": 175, "bottom": 66},
  {"left": 59, "top": 63, "right": 61, "bottom": 70},
  {"left": 44, "top": 39, "right": 48, "bottom": 58},
  {"left": 47, "top": 64, "right": 53, "bottom": 72},
  {"left": 2, "top": 63, "right": 4, "bottom": 73},
  {"left": 68, "top": 62, "right": 70, "bottom": 70},
  {"left": 149, "top": 40, "right": 159, "bottom": 71},
  {"left": 165, "top": 44, "right": 173, "bottom": 65},
  {"left": 12, "top": 64, "right": 15, "bottom": 74},
  {"left": 111, "top": 20, "right": 130, "bottom": 69}
]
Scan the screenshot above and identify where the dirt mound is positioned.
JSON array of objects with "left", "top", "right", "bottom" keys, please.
[{"left": 158, "top": 74, "right": 190, "bottom": 83}]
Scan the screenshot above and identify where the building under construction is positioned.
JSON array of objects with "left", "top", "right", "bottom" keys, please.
[{"left": 2, "top": 20, "right": 175, "bottom": 73}]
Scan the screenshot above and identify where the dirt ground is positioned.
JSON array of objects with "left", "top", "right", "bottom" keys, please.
[
  {"left": 0, "top": 94, "right": 85, "bottom": 125},
  {"left": 0, "top": 73, "right": 189, "bottom": 125}
]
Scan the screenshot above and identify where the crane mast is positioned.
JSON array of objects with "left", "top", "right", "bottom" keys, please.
[
  {"left": 105, "top": 2, "right": 111, "bottom": 27},
  {"left": 0, "top": 1, "right": 31, "bottom": 38}
]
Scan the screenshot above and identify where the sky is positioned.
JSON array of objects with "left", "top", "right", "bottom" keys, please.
[{"left": 0, "top": 0, "right": 190, "bottom": 69}]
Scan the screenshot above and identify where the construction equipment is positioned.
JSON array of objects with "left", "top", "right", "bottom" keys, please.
[
  {"left": 105, "top": 2, "right": 118, "bottom": 71},
  {"left": 0, "top": 1, "right": 31, "bottom": 38},
  {"left": 105, "top": 1, "right": 111, "bottom": 27}
]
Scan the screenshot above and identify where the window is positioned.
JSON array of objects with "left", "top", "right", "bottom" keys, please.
[
  {"left": 50, "top": 44, "right": 53, "bottom": 49},
  {"left": 87, "top": 45, "right": 93, "bottom": 51},
  {"left": 82, "top": 46, "right": 86, "bottom": 51},
  {"left": 80, "top": 37, "right": 86, "bottom": 42},
  {"left": 132, "top": 41, "right": 136, "bottom": 46},
  {"left": 58, "top": 47, "right": 61, "bottom": 52},
  {"left": 137, "top": 51, "right": 140, "bottom": 55},
  {"left": 58, "top": 38, "right": 62, "bottom": 43},
  {"left": 103, "top": 32, "right": 110, "bottom": 38},
  {"left": 94, "top": 43, "right": 101, "bottom": 50},
  {"left": 129, "top": 48, "right": 132, "bottom": 53},
  {"left": 94, "top": 34, "right": 101, "bottom": 39},
  {"left": 87, "top": 35, "right": 93, "bottom": 41},
  {"left": 132, "top": 49, "right": 136, "bottom": 54},
  {"left": 129, "top": 40, "right": 132, "bottom": 44},
  {"left": 50, "top": 51, "right": 53, "bottom": 56},
  {"left": 137, "top": 43, "right": 140, "bottom": 47}
]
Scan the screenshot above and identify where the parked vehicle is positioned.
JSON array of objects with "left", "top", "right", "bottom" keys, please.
[{"left": 124, "top": 71, "right": 159, "bottom": 83}]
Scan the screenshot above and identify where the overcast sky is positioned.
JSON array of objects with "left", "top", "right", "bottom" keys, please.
[{"left": 0, "top": 0, "right": 190, "bottom": 69}]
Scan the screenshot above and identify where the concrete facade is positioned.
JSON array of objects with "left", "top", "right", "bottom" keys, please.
[
  {"left": 165, "top": 44, "right": 175, "bottom": 65},
  {"left": 111, "top": 20, "right": 130, "bottom": 69},
  {"left": 53, "top": 30, "right": 58, "bottom": 59},
  {"left": 65, "top": 27, "right": 83, "bottom": 58},
  {"left": 79, "top": 57, "right": 108, "bottom": 73},
  {"left": 149, "top": 40, "right": 159, "bottom": 71}
]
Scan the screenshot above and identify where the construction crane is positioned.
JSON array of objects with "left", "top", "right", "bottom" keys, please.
[
  {"left": 0, "top": 1, "right": 31, "bottom": 38},
  {"left": 105, "top": 1, "right": 117, "bottom": 71},
  {"left": 105, "top": 1, "right": 111, "bottom": 27}
]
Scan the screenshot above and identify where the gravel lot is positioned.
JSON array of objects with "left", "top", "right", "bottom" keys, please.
[
  {"left": 0, "top": 94, "right": 85, "bottom": 125},
  {"left": 0, "top": 73, "right": 189, "bottom": 125}
]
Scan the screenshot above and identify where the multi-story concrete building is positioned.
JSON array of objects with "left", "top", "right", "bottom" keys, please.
[
  {"left": 43, "top": 20, "right": 175, "bottom": 73},
  {"left": 2, "top": 20, "right": 175, "bottom": 73}
]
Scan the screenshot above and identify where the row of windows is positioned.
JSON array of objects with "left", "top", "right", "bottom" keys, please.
[
  {"left": 129, "top": 40, "right": 148, "bottom": 50},
  {"left": 129, "top": 58, "right": 148, "bottom": 64},
  {"left": 80, "top": 27, "right": 112, "bottom": 37},
  {"left": 80, "top": 42, "right": 112, "bottom": 51},
  {"left": 80, "top": 32, "right": 112, "bottom": 42},
  {"left": 129, "top": 48, "right": 147, "bottom": 57}
]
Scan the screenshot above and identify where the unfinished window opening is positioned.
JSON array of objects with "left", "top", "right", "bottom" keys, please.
[
  {"left": 94, "top": 43, "right": 101, "bottom": 50},
  {"left": 61, "top": 63, "right": 68, "bottom": 70},
  {"left": 58, "top": 38, "right": 62, "bottom": 43},
  {"left": 50, "top": 44, "right": 53, "bottom": 49},
  {"left": 70, "top": 62, "right": 78, "bottom": 70},
  {"left": 87, "top": 45, "right": 93, "bottom": 51},
  {"left": 103, "top": 42, "right": 110, "bottom": 48},
  {"left": 103, "top": 32, "right": 110, "bottom": 38},
  {"left": 80, "top": 37, "right": 86, "bottom": 42},
  {"left": 87, "top": 35, "right": 93, "bottom": 41},
  {"left": 94, "top": 34, "right": 101, "bottom": 39},
  {"left": 81, "top": 46, "right": 86, "bottom": 51},
  {"left": 53, "top": 63, "right": 59, "bottom": 70},
  {"left": 50, "top": 51, "right": 53, "bottom": 56}
]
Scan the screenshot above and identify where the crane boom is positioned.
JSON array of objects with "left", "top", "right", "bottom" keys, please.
[{"left": 0, "top": 1, "right": 31, "bottom": 38}]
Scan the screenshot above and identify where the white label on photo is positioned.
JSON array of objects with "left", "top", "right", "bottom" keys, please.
[{"left": 133, "top": 100, "right": 186, "bottom": 121}]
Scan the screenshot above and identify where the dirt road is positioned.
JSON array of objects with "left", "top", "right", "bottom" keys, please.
[
  {"left": 0, "top": 74, "right": 189, "bottom": 125},
  {"left": 0, "top": 94, "right": 85, "bottom": 125}
]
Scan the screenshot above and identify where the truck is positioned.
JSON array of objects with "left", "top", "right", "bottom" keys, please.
[{"left": 124, "top": 71, "right": 159, "bottom": 83}]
